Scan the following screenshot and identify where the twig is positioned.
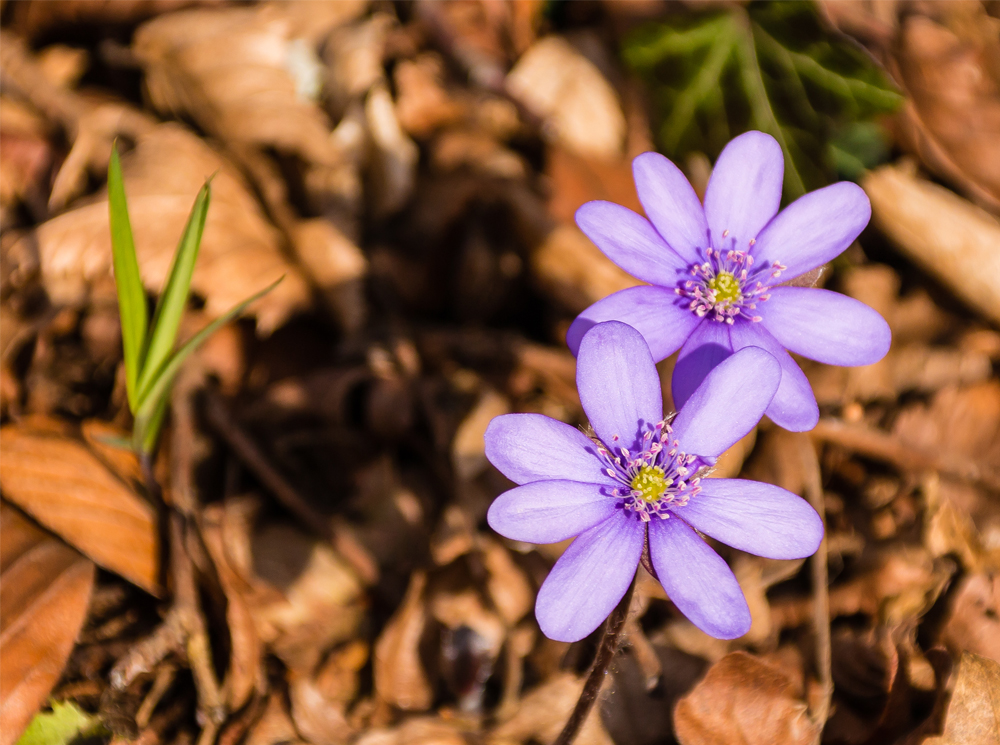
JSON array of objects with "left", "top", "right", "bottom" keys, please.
[
  {"left": 811, "top": 418, "right": 1000, "bottom": 491},
  {"left": 554, "top": 579, "right": 636, "bottom": 745},
  {"left": 203, "top": 389, "right": 332, "bottom": 541},
  {"left": 135, "top": 665, "right": 177, "bottom": 729},
  {"left": 797, "top": 434, "right": 832, "bottom": 738}
]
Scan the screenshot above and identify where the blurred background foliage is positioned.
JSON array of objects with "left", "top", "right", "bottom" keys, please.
[{"left": 622, "top": 1, "right": 904, "bottom": 198}]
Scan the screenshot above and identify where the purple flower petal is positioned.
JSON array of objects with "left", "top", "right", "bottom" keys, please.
[
  {"left": 649, "top": 517, "right": 750, "bottom": 639},
  {"left": 535, "top": 511, "right": 643, "bottom": 642},
  {"left": 677, "top": 479, "right": 823, "bottom": 560},
  {"left": 576, "top": 201, "right": 689, "bottom": 286},
  {"left": 487, "top": 480, "right": 619, "bottom": 544},
  {"left": 752, "top": 182, "right": 871, "bottom": 280},
  {"left": 703, "top": 131, "right": 783, "bottom": 252},
  {"left": 632, "top": 152, "right": 709, "bottom": 264},
  {"left": 567, "top": 286, "right": 700, "bottom": 360},
  {"left": 671, "top": 321, "right": 733, "bottom": 411},
  {"left": 485, "top": 414, "right": 615, "bottom": 486},
  {"left": 758, "top": 288, "right": 891, "bottom": 366},
  {"left": 577, "top": 322, "right": 663, "bottom": 452},
  {"left": 672, "top": 347, "right": 780, "bottom": 458},
  {"left": 730, "top": 322, "right": 819, "bottom": 432}
]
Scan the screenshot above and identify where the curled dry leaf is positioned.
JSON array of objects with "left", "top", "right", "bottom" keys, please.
[
  {"left": 506, "top": 36, "right": 626, "bottom": 161},
  {"left": 923, "top": 652, "right": 1000, "bottom": 745},
  {"left": 0, "top": 421, "right": 159, "bottom": 594},
  {"left": 0, "top": 505, "right": 95, "bottom": 745},
  {"left": 365, "top": 82, "right": 419, "bottom": 216},
  {"left": 940, "top": 573, "right": 1000, "bottom": 666},
  {"left": 531, "top": 224, "right": 640, "bottom": 312},
  {"left": 893, "top": 9, "right": 1000, "bottom": 211},
  {"left": 673, "top": 651, "right": 821, "bottom": 745},
  {"left": 394, "top": 54, "right": 466, "bottom": 138},
  {"left": 373, "top": 571, "right": 433, "bottom": 712},
  {"left": 452, "top": 388, "right": 510, "bottom": 481},
  {"left": 133, "top": 2, "right": 365, "bottom": 165},
  {"left": 19, "top": 124, "right": 310, "bottom": 333},
  {"left": 481, "top": 537, "right": 533, "bottom": 627},
  {"left": 863, "top": 163, "right": 1000, "bottom": 326},
  {"left": 490, "top": 672, "right": 614, "bottom": 745}
]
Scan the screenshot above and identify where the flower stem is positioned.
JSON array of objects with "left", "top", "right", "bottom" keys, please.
[{"left": 554, "top": 578, "right": 636, "bottom": 745}]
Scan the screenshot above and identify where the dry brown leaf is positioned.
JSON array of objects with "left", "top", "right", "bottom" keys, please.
[
  {"left": 923, "top": 652, "right": 1000, "bottom": 745},
  {"left": 7, "top": 0, "right": 202, "bottom": 40},
  {"left": 201, "top": 503, "right": 265, "bottom": 712},
  {"left": 940, "top": 573, "right": 1000, "bottom": 665},
  {"left": 79, "top": 419, "right": 144, "bottom": 490},
  {"left": 0, "top": 504, "right": 95, "bottom": 745},
  {"left": 356, "top": 717, "right": 468, "bottom": 745},
  {"left": 490, "top": 672, "right": 614, "bottom": 745},
  {"left": 506, "top": 35, "right": 625, "bottom": 160},
  {"left": 365, "top": 82, "right": 419, "bottom": 216},
  {"left": 373, "top": 571, "right": 433, "bottom": 711},
  {"left": 394, "top": 54, "right": 465, "bottom": 137},
  {"left": 673, "top": 651, "right": 821, "bottom": 745},
  {"left": 134, "top": 2, "right": 365, "bottom": 164},
  {"left": 21, "top": 124, "right": 310, "bottom": 333},
  {"left": 0, "top": 422, "right": 159, "bottom": 593},
  {"left": 452, "top": 388, "right": 510, "bottom": 481},
  {"left": 531, "top": 224, "right": 641, "bottom": 312},
  {"left": 481, "top": 537, "right": 533, "bottom": 627},
  {"left": 894, "top": 8, "right": 1000, "bottom": 211},
  {"left": 245, "top": 692, "right": 306, "bottom": 745},
  {"left": 863, "top": 163, "right": 1000, "bottom": 326}
]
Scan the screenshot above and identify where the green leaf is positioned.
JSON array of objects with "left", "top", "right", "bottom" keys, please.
[
  {"left": 16, "top": 701, "right": 103, "bottom": 745},
  {"left": 622, "top": 2, "right": 904, "bottom": 198},
  {"left": 135, "top": 180, "right": 211, "bottom": 406},
  {"left": 108, "top": 146, "right": 148, "bottom": 413},
  {"left": 132, "top": 277, "right": 283, "bottom": 452}
]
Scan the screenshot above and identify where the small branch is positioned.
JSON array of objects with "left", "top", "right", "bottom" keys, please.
[
  {"left": 797, "top": 434, "right": 832, "bottom": 737},
  {"left": 554, "top": 579, "right": 636, "bottom": 745},
  {"left": 203, "top": 389, "right": 331, "bottom": 541}
]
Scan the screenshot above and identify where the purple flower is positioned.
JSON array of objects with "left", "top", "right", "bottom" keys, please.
[
  {"left": 566, "top": 131, "right": 891, "bottom": 432},
  {"left": 485, "top": 321, "right": 823, "bottom": 642}
]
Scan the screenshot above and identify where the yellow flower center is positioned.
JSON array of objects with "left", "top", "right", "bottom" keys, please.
[
  {"left": 708, "top": 271, "right": 742, "bottom": 306},
  {"left": 630, "top": 465, "right": 672, "bottom": 503}
]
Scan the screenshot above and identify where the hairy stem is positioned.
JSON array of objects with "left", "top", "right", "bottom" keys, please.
[{"left": 554, "top": 579, "right": 636, "bottom": 745}]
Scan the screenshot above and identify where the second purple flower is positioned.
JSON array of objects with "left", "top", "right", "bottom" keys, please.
[{"left": 566, "top": 131, "right": 891, "bottom": 432}]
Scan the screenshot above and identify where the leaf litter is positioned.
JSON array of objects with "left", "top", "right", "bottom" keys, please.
[{"left": 2, "top": 2, "right": 1000, "bottom": 745}]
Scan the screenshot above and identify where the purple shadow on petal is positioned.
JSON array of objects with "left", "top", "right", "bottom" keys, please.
[
  {"left": 729, "top": 322, "right": 819, "bottom": 432},
  {"left": 535, "top": 510, "right": 644, "bottom": 642},
  {"left": 752, "top": 182, "right": 871, "bottom": 281},
  {"left": 577, "top": 321, "right": 663, "bottom": 452},
  {"left": 677, "top": 478, "right": 823, "bottom": 560},
  {"left": 576, "top": 201, "right": 689, "bottom": 287},
  {"left": 648, "top": 516, "right": 750, "bottom": 640},
  {"left": 487, "top": 479, "right": 619, "bottom": 544},
  {"left": 758, "top": 287, "right": 891, "bottom": 367},
  {"left": 671, "top": 320, "right": 733, "bottom": 411},
  {"left": 632, "top": 151, "right": 709, "bottom": 265},
  {"left": 672, "top": 346, "right": 780, "bottom": 459},
  {"left": 485, "top": 413, "right": 615, "bottom": 486},
  {"left": 567, "top": 285, "right": 699, "bottom": 361},
  {"left": 703, "top": 131, "right": 783, "bottom": 252}
]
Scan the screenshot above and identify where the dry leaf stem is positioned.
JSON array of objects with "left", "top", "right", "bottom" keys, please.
[
  {"left": 798, "top": 434, "right": 832, "bottom": 737},
  {"left": 203, "top": 389, "right": 331, "bottom": 541},
  {"left": 553, "top": 579, "right": 636, "bottom": 745}
]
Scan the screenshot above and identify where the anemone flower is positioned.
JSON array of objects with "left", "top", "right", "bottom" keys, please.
[
  {"left": 485, "top": 321, "right": 823, "bottom": 642},
  {"left": 566, "top": 131, "right": 891, "bottom": 431}
]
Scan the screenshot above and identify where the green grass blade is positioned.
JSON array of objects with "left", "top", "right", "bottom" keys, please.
[
  {"left": 136, "top": 180, "right": 211, "bottom": 405},
  {"left": 133, "top": 277, "right": 282, "bottom": 452},
  {"left": 108, "top": 146, "right": 148, "bottom": 413}
]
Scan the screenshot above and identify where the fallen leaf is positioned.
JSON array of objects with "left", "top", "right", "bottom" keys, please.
[
  {"left": 394, "top": 54, "right": 466, "bottom": 137},
  {"left": 863, "top": 163, "right": 1000, "bottom": 326},
  {"left": 490, "top": 672, "right": 614, "bottom": 745},
  {"left": 244, "top": 693, "right": 304, "bottom": 745},
  {"left": 356, "top": 717, "right": 467, "bottom": 745},
  {"left": 506, "top": 35, "right": 626, "bottom": 160},
  {"left": 940, "top": 573, "right": 1000, "bottom": 665},
  {"left": 0, "top": 505, "right": 95, "bottom": 745},
  {"left": 20, "top": 124, "right": 311, "bottom": 333},
  {"left": 133, "top": 2, "right": 366, "bottom": 164},
  {"left": 481, "top": 537, "right": 533, "bottom": 627},
  {"left": 451, "top": 388, "right": 510, "bottom": 481},
  {"left": 673, "top": 651, "right": 821, "bottom": 745},
  {"left": 0, "top": 422, "right": 159, "bottom": 593},
  {"left": 923, "top": 652, "right": 1000, "bottom": 745},
  {"left": 373, "top": 571, "right": 433, "bottom": 711}
]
